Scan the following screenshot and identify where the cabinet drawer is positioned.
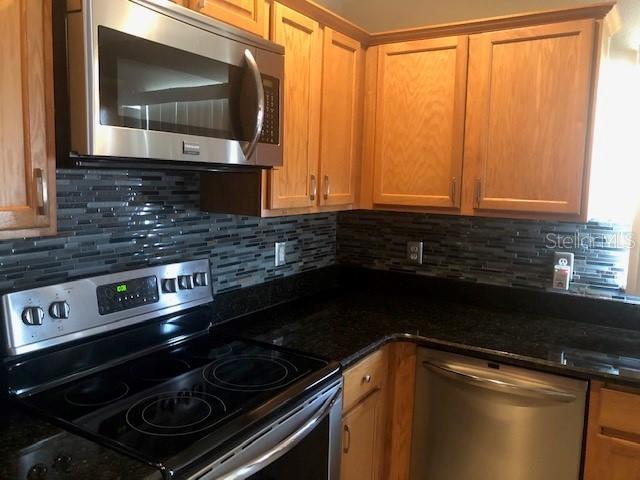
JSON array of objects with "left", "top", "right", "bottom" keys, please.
[
  {"left": 600, "top": 387, "right": 640, "bottom": 436},
  {"left": 343, "top": 349, "right": 387, "bottom": 412}
]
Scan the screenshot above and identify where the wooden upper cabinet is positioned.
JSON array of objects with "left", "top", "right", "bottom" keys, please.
[
  {"left": 0, "top": 0, "right": 56, "bottom": 239},
  {"left": 190, "top": 0, "right": 266, "bottom": 37},
  {"left": 319, "top": 28, "right": 363, "bottom": 207},
  {"left": 371, "top": 36, "right": 468, "bottom": 209},
  {"left": 462, "top": 20, "right": 596, "bottom": 217},
  {"left": 268, "top": 3, "right": 322, "bottom": 209}
]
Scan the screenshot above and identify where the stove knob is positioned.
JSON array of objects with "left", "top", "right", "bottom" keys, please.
[
  {"left": 49, "top": 301, "right": 70, "bottom": 319},
  {"left": 53, "top": 454, "right": 72, "bottom": 472},
  {"left": 178, "top": 275, "right": 194, "bottom": 290},
  {"left": 193, "top": 272, "right": 208, "bottom": 287},
  {"left": 22, "top": 306, "right": 44, "bottom": 326},
  {"left": 161, "top": 278, "right": 177, "bottom": 293},
  {"left": 27, "top": 463, "right": 48, "bottom": 479}
]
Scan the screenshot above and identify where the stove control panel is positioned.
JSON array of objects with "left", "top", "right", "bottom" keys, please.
[
  {"left": 96, "top": 276, "right": 159, "bottom": 315},
  {"left": 1, "top": 259, "right": 213, "bottom": 356}
]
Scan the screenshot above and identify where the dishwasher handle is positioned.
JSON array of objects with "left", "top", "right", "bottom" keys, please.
[{"left": 422, "top": 360, "right": 577, "bottom": 403}]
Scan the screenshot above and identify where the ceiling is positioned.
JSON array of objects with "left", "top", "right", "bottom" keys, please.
[{"left": 315, "top": 0, "right": 640, "bottom": 61}]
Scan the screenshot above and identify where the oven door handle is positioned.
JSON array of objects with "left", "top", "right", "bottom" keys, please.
[
  {"left": 217, "top": 387, "right": 342, "bottom": 480},
  {"left": 241, "top": 49, "right": 265, "bottom": 161}
]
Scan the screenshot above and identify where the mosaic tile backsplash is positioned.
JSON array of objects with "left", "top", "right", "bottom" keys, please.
[
  {"left": 0, "top": 169, "right": 336, "bottom": 294},
  {"left": 337, "top": 210, "right": 635, "bottom": 301},
  {"left": 0, "top": 168, "right": 634, "bottom": 304}
]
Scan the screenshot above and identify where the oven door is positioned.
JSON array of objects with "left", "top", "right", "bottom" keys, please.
[
  {"left": 69, "top": 0, "right": 282, "bottom": 166},
  {"left": 190, "top": 380, "right": 343, "bottom": 480}
]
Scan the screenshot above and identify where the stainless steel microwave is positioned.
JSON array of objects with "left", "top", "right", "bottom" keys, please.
[{"left": 65, "top": 0, "right": 283, "bottom": 168}]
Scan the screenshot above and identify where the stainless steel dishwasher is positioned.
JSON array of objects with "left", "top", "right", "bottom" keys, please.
[{"left": 410, "top": 348, "right": 588, "bottom": 480}]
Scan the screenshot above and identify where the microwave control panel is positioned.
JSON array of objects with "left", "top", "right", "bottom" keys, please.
[{"left": 260, "top": 75, "right": 280, "bottom": 145}]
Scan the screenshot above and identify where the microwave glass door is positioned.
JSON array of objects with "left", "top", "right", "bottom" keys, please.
[{"left": 97, "top": 26, "right": 260, "bottom": 144}]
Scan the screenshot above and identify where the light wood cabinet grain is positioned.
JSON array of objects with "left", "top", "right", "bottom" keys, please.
[
  {"left": 371, "top": 36, "right": 468, "bottom": 209},
  {"left": 343, "top": 349, "right": 386, "bottom": 413},
  {"left": 341, "top": 387, "right": 385, "bottom": 480},
  {"left": 268, "top": 3, "right": 322, "bottom": 209},
  {"left": 0, "top": 0, "right": 56, "bottom": 239},
  {"left": 342, "top": 348, "right": 388, "bottom": 480},
  {"left": 190, "top": 0, "right": 266, "bottom": 37},
  {"left": 585, "top": 382, "right": 640, "bottom": 480},
  {"left": 383, "top": 342, "right": 417, "bottom": 480},
  {"left": 462, "top": 19, "right": 597, "bottom": 217},
  {"left": 319, "top": 28, "right": 363, "bottom": 207}
]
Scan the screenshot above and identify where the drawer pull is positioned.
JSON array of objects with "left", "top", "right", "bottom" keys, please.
[
  {"left": 343, "top": 424, "right": 351, "bottom": 453},
  {"left": 362, "top": 375, "right": 372, "bottom": 384}
]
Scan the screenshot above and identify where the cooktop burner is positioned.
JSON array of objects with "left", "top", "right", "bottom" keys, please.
[
  {"left": 65, "top": 378, "right": 130, "bottom": 407},
  {"left": 21, "top": 336, "right": 330, "bottom": 467},
  {"left": 126, "top": 390, "right": 228, "bottom": 436},
  {"left": 204, "top": 355, "right": 298, "bottom": 391}
]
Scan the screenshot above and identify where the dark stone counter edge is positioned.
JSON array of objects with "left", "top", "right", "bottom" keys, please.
[{"left": 339, "top": 332, "right": 630, "bottom": 388}]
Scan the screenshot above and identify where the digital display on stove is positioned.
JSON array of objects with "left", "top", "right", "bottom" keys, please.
[{"left": 96, "top": 276, "right": 159, "bottom": 315}]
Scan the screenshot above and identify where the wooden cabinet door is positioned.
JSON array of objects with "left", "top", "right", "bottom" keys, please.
[
  {"left": 341, "top": 389, "right": 385, "bottom": 480},
  {"left": 190, "top": 0, "right": 266, "bottom": 37},
  {"left": 0, "top": 0, "right": 56, "bottom": 239},
  {"left": 372, "top": 36, "right": 468, "bottom": 208},
  {"left": 586, "top": 435, "right": 640, "bottom": 480},
  {"left": 318, "top": 28, "right": 363, "bottom": 207},
  {"left": 463, "top": 20, "right": 596, "bottom": 217},
  {"left": 268, "top": 3, "right": 322, "bottom": 209}
]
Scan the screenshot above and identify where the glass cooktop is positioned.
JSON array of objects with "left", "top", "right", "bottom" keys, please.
[{"left": 20, "top": 337, "right": 329, "bottom": 466}]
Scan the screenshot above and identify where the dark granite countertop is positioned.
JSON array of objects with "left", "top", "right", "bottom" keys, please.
[
  {"left": 0, "top": 404, "right": 160, "bottom": 480},
  {"left": 219, "top": 278, "right": 640, "bottom": 387},
  {"left": 4, "top": 267, "right": 640, "bottom": 478}
]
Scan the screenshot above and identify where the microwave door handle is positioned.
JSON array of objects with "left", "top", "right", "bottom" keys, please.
[
  {"left": 216, "top": 388, "right": 342, "bottom": 480},
  {"left": 241, "top": 49, "right": 265, "bottom": 160}
]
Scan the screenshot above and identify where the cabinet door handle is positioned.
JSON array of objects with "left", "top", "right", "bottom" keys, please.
[
  {"left": 343, "top": 424, "right": 351, "bottom": 453},
  {"left": 362, "top": 374, "right": 372, "bottom": 384},
  {"left": 34, "top": 168, "right": 48, "bottom": 216},
  {"left": 474, "top": 178, "right": 482, "bottom": 207},
  {"left": 310, "top": 175, "right": 317, "bottom": 201},
  {"left": 450, "top": 177, "right": 457, "bottom": 203},
  {"left": 197, "top": 0, "right": 205, "bottom": 9},
  {"left": 323, "top": 175, "right": 330, "bottom": 200}
]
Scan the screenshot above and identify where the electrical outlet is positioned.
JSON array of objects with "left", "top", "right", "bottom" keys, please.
[
  {"left": 553, "top": 252, "right": 574, "bottom": 290},
  {"left": 275, "top": 242, "right": 286, "bottom": 267},
  {"left": 407, "top": 241, "right": 423, "bottom": 265}
]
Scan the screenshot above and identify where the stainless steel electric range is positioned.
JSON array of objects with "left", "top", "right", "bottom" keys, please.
[{"left": 1, "top": 260, "right": 342, "bottom": 479}]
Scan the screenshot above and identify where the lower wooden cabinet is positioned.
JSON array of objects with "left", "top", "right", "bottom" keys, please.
[
  {"left": 340, "top": 344, "right": 417, "bottom": 480},
  {"left": 341, "top": 387, "right": 385, "bottom": 480},
  {"left": 584, "top": 382, "right": 640, "bottom": 479}
]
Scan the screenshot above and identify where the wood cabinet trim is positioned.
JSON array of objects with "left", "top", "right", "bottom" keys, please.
[
  {"left": 383, "top": 342, "right": 416, "bottom": 480},
  {"left": 276, "top": 0, "right": 368, "bottom": 44},
  {"left": 367, "top": 2, "right": 615, "bottom": 46}
]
